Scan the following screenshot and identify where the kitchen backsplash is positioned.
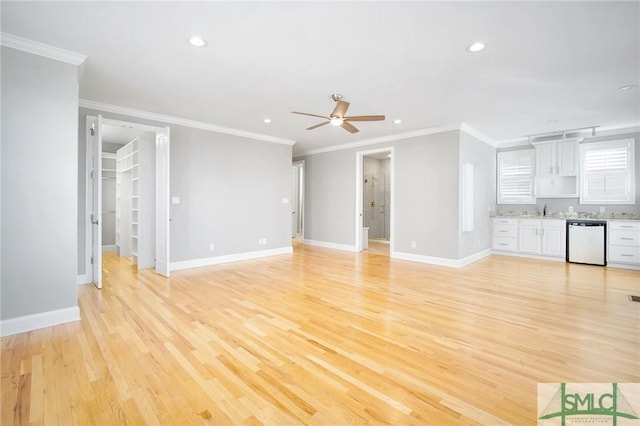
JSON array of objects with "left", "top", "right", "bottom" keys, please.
[{"left": 497, "top": 199, "right": 640, "bottom": 217}]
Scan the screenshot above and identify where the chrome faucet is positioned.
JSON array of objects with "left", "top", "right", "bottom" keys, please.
[{"left": 543, "top": 203, "right": 548, "bottom": 217}]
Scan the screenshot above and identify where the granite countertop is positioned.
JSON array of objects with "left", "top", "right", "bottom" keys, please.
[{"left": 492, "top": 212, "right": 640, "bottom": 221}]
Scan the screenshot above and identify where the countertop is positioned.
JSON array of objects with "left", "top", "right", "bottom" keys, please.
[{"left": 492, "top": 212, "right": 640, "bottom": 221}]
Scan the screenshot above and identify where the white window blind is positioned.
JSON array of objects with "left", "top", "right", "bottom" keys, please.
[
  {"left": 580, "top": 139, "right": 635, "bottom": 204},
  {"left": 497, "top": 149, "right": 535, "bottom": 204}
]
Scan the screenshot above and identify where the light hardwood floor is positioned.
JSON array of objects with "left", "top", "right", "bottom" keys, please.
[{"left": 2, "top": 244, "right": 639, "bottom": 425}]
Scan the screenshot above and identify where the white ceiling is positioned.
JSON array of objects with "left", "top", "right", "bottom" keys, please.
[{"left": 3, "top": 2, "right": 639, "bottom": 156}]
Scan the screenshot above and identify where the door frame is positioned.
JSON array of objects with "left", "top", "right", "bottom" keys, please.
[
  {"left": 355, "top": 147, "right": 394, "bottom": 253},
  {"left": 85, "top": 116, "right": 171, "bottom": 283}
]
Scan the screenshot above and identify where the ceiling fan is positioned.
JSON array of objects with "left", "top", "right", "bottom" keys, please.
[{"left": 292, "top": 94, "right": 385, "bottom": 134}]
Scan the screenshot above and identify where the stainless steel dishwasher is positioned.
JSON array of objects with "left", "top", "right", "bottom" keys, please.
[{"left": 566, "top": 220, "right": 607, "bottom": 266}]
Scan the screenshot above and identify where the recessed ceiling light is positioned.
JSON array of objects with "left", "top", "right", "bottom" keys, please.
[
  {"left": 467, "top": 42, "right": 486, "bottom": 53},
  {"left": 263, "top": 118, "right": 271, "bottom": 123},
  {"left": 188, "top": 36, "right": 208, "bottom": 48},
  {"left": 393, "top": 119, "right": 402, "bottom": 124},
  {"left": 617, "top": 84, "right": 638, "bottom": 91}
]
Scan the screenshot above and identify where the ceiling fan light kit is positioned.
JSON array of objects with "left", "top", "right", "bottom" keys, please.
[{"left": 292, "top": 93, "right": 385, "bottom": 134}]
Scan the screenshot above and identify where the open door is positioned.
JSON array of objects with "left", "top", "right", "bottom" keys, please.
[
  {"left": 155, "top": 128, "right": 170, "bottom": 277},
  {"left": 90, "top": 115, "right": 103, "bottom": 288}
]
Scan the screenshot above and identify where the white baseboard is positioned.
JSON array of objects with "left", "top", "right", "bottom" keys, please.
[
  {"left": 391, "top": 248, "right": 491, "bottom": 268},
  {"left": 0, "top": 306, "right": 81, "bottom": 337},
  {"left": 491, "top": 250, "right": 566, "bottom": 262},
  {"left": 302, "top": 239, "right": 357, "bottom": 252},
  {"left": 601, "top": 262, "right": 640, "bottom": 270},
  {"left": 77, "top": 273, "right": 91, "bottom": 285},
  {"left": 169, "top": 246, "right": 293, "bottom": 271},
  {"left": 102, "top": 245, "right": 116, "bottom": 252}
]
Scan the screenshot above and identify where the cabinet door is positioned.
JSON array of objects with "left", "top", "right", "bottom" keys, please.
[
  {"left": 519, "top": 225, "right": 541, "bottom": 253},
  {"left": 556, "top": 141, "right": 578, "bottom": 176},
  {"left": 542, "top": 226, "right": 566, "bottom": 257},
  {"left": 535, "top": 143, "right": 555, "bottom": 176}
]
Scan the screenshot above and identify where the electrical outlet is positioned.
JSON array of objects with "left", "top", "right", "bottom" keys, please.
[
  {"left": 568, "top": 206, "right": 574, "bottom": 212},
  {"left": 209, "top": 243, "right": 215, "bottom": 251},
  {"left": 411, "top": 241, "right": 416, "bottom": 248},
  {"left": 600, "top": 206, "right": 605, "bottom": 213},
  {"left": 259, "top": 238, "right": 267, "bottom": 245}
]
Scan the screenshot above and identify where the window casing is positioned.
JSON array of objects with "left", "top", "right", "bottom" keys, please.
[
  {"left": 497, "top": 149, "right": 535, "bottom": 204},
  {"left": 580, "top": 139, "right": 635, "bottom": 205}
]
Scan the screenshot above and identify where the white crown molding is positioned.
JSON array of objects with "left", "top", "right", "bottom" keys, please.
[
  {"left": 1, "top": 32, "right": 87, "bottom": 66},
  {"left": 301, "top": 123, "right": 464, "bottom": 156},
  {"left": 299, "top": 122, "right": 497, "bottom": 156},
  {"left": 80, "top": 99, "right": 297, "bottom": 146},
  {"left": 459, "top": 123, "right": 497, "bottom": 147}
]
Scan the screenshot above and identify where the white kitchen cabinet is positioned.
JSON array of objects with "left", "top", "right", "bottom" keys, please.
[
  {"left": 533, "top": 139, "right": 579, "bottom": 198},
  {"left": 541, "top": 220, "right": 566, "bottom": 257},
  {"left": 518, "top": 219, "right": 541, "bottom": 254},
  {"left": 492, "top": 218, "right": 518, "bottom": 252},
  {"left": 608, "top": 221, "right": 640, "bottom": 266},
  {"left": 520, "top": 219, "right": 566, "bottom": 257}
]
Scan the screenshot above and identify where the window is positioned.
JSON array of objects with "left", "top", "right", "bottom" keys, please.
[
  {"left": 580, "top": 139, "right": 635, "bottom": 204},
  {"left": 497, "top": 149, "right": 535, "bottom": 204}
]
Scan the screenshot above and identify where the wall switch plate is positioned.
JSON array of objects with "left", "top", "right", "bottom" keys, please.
[
  {"left": 172, "top": 196, "right": 180, "bottom": 205},
  {"left": 411, "top": 241, "right": 416, "bottom": 248},
  {"left": 209, "top": 243, "right": 215, "bottom": 251},
  {"left": 600, "top": 206, "right": 605, "bottom": 213},
  {"left": 282, "top": 198, "right": 290, "bottom": 204},
  {"left": 568, "top": 206, "right": 574, "bottom": 212}
]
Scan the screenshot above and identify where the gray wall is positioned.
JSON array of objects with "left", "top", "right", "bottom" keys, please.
[
  {"left": 459, "top": 131, "right": 496, "bottom": 258},
  {"left": 300, "top": 130, "right": 480, "bottom": 260},
  {"left": 394, "top": 132, "right": 460, "bottom": 259},
  {"left": 302, "top": 151, "right": 356, "bottom": 246},
  {"left": 78, "top": 108, "right": 293, "bottom": 269},
  {"left": 169, "top": 127, "right": 292, "bottom": 262},
  {"left": 1, "top": 47, "right": 79, "bottom": 320},
  {"left": 498, "top": 133, "right": 640, "bottom": 215}
]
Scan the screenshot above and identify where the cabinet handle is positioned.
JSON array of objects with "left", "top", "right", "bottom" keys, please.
[
  {"left": 499, "top": 230, "right": 508, "bottom": 233},
  {"left": 549, "top": 166, "right": 553, "bottom": 174},
  {"left": 620, "top": 254, "right": 634, "bottom": 257},
  {"left": 556, "top": 165, "right": 559, "bottom": 174},
  {"left": 620, "top": 237, "right": 634, "bottom": 240},
  {"left": 500, "top": 243, "right": 508, "bottom": 246},
  {"left": 620, "top": 225, "right": 634, "bottom": 228}
]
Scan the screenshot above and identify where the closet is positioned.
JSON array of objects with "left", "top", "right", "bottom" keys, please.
[
  {"left": 116, "top": 133, "right": 156, "bottom": 269},
  {"left": 101, "top": 153, "right": 117, "bottom": 250}
]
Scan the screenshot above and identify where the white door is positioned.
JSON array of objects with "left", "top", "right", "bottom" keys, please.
[
  {"left": 90, "top": 115, "right": 103, "bottom": 288},
  {"left": 155, "top": 128, "right": 170, "bottom": 277},
  {"left": 292, "top": 166, "right": 299, "bottom": 237}
]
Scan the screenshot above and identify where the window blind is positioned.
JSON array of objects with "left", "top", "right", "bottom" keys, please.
[
  {"left": 497, "top": 150, "right": 535, "bottom": 204},
  {"left": 580, "top": 139, "right": 635, "bottom": 204}
]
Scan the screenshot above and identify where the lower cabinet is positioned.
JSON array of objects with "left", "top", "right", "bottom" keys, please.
[
  {"left": 494, "top": 218, "right": 566, "bottom": 259},
  {"left": 608, "top": 221, "right": 640, "bottom": 266}
]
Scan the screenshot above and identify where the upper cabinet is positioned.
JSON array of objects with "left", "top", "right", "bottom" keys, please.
[{"left": 533, "top": 139, "right": 579, "bottom": 198}]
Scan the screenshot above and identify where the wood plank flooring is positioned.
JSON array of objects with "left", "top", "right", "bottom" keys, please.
[{"left": 2, "top": 244, "right": 639, "bottom": 425}]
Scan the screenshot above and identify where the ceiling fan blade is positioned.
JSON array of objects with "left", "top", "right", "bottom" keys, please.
[
  {"left": 292, "top": 111, "right": 329, "bottom": 119},
  {"left": 332, "top": 101, "right": 350, "bottom": 118},
  {"left": 306, "top": 121, "right": 330, "bottom": 130},
  {"left": 341, "top": 121, "right": 359, "bottom": 133},
  {"left": 345, "top": 115, "right": 386, "bottom": 122}
]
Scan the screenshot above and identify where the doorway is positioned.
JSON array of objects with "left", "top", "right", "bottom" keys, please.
[
  {"left": 86, "top": 116, "right": 171, "bottom": 288},
  {"left": 292, "top": 160, "right": 305, "bottom": 241},
  {"left": 355, "top": 147, "right": 394, "bottom": 255}
]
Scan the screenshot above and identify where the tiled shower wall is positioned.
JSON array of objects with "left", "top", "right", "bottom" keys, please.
[{"left": 363, "top": 157, "right": 391, "bottom": 239}]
